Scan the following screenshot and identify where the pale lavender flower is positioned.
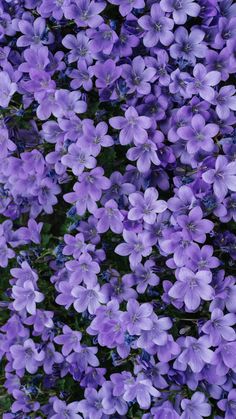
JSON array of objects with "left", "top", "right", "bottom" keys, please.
[
  {"left": 109, "top": 106, "right": 152, "bottom": 145},
  {"left": 115, "top": 230, "right": 153, "bottom": 268},
  {"left": 138, "top": 4, "right": 174, "bottom": 47},
  {"left": 123, "top": 299, "right": 153, "bottom": 335},
  {"left": 168, "top": 267, "right": 214, "bottom": 311},
  {"left": 0, "top": 71, "right": 17, "bottom": 108},
  {"left": 54, "top": 325, "right": 82, "bottom": 356},
  {"left": 12, "top": 280, "right": 44, "bottom": 315},
  {"left": 51, "top": 398, "right": 81, "bottom": 419},
  {"left": 10, "top": 339, "right": 44, "bottom": 374},
  {"left": 181, "top": 392, "right": 211, "bottom": 419},
  {"left": 202, "top": 156, "right": 236, "bottom": 201},
  {"left": 94, "top": 199, "right": 124, "bottom": 234},
  {"left": 160, "top": 0, "right": 200, "bottom": 24},
  {"left": 72, "top": 284, "right": 106, "bottom": 314},
  {"left": 128, "top": 187, "right": 167, "bottom": 224}
]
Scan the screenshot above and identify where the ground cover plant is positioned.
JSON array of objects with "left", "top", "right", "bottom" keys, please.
[{"left": 0, "top": 0, "right": 236, "bottom": 417}]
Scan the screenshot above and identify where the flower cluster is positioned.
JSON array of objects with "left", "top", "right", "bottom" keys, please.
[{"left": 0, "top": 0, "right": 236, "bottom": 418}]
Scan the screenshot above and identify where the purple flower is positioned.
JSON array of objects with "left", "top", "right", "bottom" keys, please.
[
  {"left": 202, "top": 309, "right": 236, "bottom": 346},
  {"left": 123, "top": 375, "right": 160, "bottom": 409},
  {"left": 10, "top": 339, "right": 44, "bottom": 374},
  {"left": 202, "top": 155, "right": 236, "bottom": 201},
  {"left": 42, "top": 343, "right": 63, "bottom": 374},
  {"left": 51, "top": 398, "right": 81, "bottom": 419},
  {"left": 151, "top": 401, "right": 180, "bottom": 419},
  {"left": 175, "top": 336, "right": 214, "bottom": 373},
  {"left": 64, "top": 0, "right": 106, "bottom": 28},
  {"left": 66, "top": 252, "right": 100, "bottom": 287},
  {"left": 181, "top": 392, "right": 211, "bottom": 419},
  {"left": 115, "top": 230, "right": 153, "bottom": 268},
  {"left": 54, "top": 325, "right": 82, "bottom": 356},
  {"left": 12, "top": 280, "right": 44, "bottom": 315},
  {"left": 39, "top": 0, "right": 66, "bottom": 20},
  {"left": 93, "top": 59, "right": 122, "bottom": 89},
  {"left": 87, "top": 24, "right": 118, "bottom": 55},
  {"left": 170, "top": 27, "right": 207, "bottom": 65},
  {"left": 176, "top": 206, "right": 214, "bottom": 243},
  {"left": 0, "top": 237, "right": 14, "bottom": 267},
  {"left": 138, "top": 4, "right": 174, "bottom": 47},
  {"left": 62, "top": 32, "right": 92, "bottom": 64},
  {"left": 54, "top": 89, "right": 87, "bottom": 118},
  {"left": 122, "top": 56, "right": 156, "bottom": 95},
  {"left": 70, "top": 62, "right": 94, "bottom": 92},
  {"left": 160, "top": 0, "right": 200, "bottom": 24},
  {"left": 177, "top": 114, "right": 219, "bottom": 153},
  {"left": 75, "top": 167, "right": 111, "bottom": 201},
  {"left": 127, "top": 140, "right": 160, "bottom": 173},
  {"left": 77, "top": 388, "right": 104, "bottom": 418},
  {"left": 212, "top": 85, "right": 236, "bottom": 119},
  {"left": 94, "top": 199, "right": 124, "bottom": 234},
  {"left": 17, "top": 17, "right": 54, "bottom": 47},
  {"left": 109, "top": 106, "right": 152, "bottom": 145},
  {"left": 186, "top": 245, "right": 220, "bottom": 271},
  {"left": 128, "top": 187, "right": 167, "bottom": 224},
  {"left": 61, "top": 143, "right": 96, "bottom": 176},
  {"left": 125, "top": 260, "right": 159, "bottom": 293},
  {"left": 187, "top": 63, "right": 221, "bottom": 102},
  {"left": 109, "top": 0, "right": 145, "bottom": 16},
  {"left": 72, "top": 283, "right": 106, "bottom": 314},
  {"left": 102, "top": 381, "right": 128, "bottom": 415},
  {"left": 0, "top": 71, "right": 17, "bottom": 108},
  {"left": 81, "top": 121, "right": 113, "bottom": 156},
  {"left": 218, "top": 389, "right": 236, "bottom": 419},
  {"left": 123, "top": 299, "right": 153, "bottom": 335},
  {"left": 32, "top": 177, "right": 60, "bottom": 214},
  {"left": 168, "top": 267, "right": 214, "bottom": 311}
]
